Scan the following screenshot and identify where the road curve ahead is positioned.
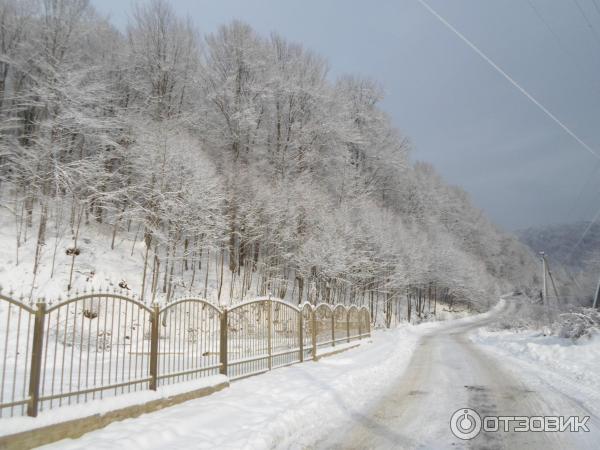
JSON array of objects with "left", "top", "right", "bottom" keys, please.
[{"left": 318, "top": 301, "right": 600, "bottom": 450}]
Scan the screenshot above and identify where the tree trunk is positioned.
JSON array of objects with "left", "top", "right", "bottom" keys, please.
[
  {"left": 140, "top": 228, "right": 152, "bottom": 301},
  {"left": 203, "top": 248, "right": 210, "bottom": 299},
  {"left": 31, "top": 202, "right": 48, "bottom": 296},
  {"left": 67, "top": 204, "right": 83, "bottom": 291}
]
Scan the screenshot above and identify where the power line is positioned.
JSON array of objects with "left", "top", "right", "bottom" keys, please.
[
  {"left": 593, "top": 0, "right": 600, "bottom": 18},
  {"left": 527, "top": 0, "right": 597, "bottom": 79},
  {"left": 416, "top": 0, "right": 600, "bottom": 268},
  {"left": 527, "top": 0, "right": 578, "bottom": 63},
  {"left": 565, "top": 160, "right": 600, "bottom": 220},
  {"left": 416, "top": 0, "right": 600, "bottom": 161},
  {"left": 572, "top": 0, "right": 600, "bottom": 45},
  {"left": 526, "top": 0, "right": 600, "bottom": 222},
  {"left": 567, "top": 202, "right": 600, "bottom": 261}
]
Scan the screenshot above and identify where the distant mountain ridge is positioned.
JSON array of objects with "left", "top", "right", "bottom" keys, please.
[{"left": 517, "top": 222, "right": 600, "bottom": 271}]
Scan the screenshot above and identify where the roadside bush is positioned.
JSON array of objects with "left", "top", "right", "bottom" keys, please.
[{"left": 552, "top": 308, "right": 600, "bottom": 340}]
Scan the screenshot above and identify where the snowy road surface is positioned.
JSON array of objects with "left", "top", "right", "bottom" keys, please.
[{"left": 320, "top": 301, "right": 600, "bottom": 449}]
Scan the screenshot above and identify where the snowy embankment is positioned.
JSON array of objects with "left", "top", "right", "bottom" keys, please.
[
  {"left": 35, "top": 326, "right": 421, "bottom": 449},
  {"left": 0, "top": 210, "right": 149, "bottom": 301},
  {"left": 471, "top": 328, "right": 600, "bottom": 414}
]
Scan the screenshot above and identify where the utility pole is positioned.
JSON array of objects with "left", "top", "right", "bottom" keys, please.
[
  {"left": 543, "top": 253, "right": 561, "bottom": 307},
  {"left": 593, "top": 276, "right": 600, "bottom": 309},
  {"left": 540, "top": 251, "right": 548, "bottom": 304}
]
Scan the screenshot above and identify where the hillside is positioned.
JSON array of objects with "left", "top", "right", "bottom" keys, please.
[
  {"left": 0, "top": 0, "right": 538, "bottom": 320},
  {"left": 518, "top": 222, "right": 600, "bottom": 271}
]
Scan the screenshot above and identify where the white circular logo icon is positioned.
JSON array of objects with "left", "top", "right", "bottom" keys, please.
[{"left": 450, "top": 408, "right": 482, "bottom": 440}]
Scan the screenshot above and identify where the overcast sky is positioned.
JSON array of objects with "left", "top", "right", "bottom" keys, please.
[{"left": 91, "top": 0, "right": 600, "bottom": 231}]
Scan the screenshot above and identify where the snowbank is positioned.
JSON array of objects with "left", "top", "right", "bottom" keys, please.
[
  {"left": 470, "top": 326, "right": 600, "bottom": 422},
  {"left": 471, "top": 329, "right": 600, "bottom": 393}
]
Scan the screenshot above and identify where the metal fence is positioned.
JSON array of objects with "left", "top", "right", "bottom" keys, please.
[{"left": 0, "top": 290, "right": 370, "bottom": 418}]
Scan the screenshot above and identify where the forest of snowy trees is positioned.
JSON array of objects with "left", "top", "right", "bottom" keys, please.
[{"left": 0, "top": 0, "right": 541, "bottom": 323}]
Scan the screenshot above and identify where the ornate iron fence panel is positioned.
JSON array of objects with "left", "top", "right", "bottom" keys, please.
[
  {"left": 348, "top": 306, "right": 361, "bottom": 341},
  {"left": 314, "top": 304, "right": 334, "bottom": 349},
  {"left": 301, "top": 304, "right": 315, "bottom": 360},
  {"left": 270, "top": 301, "right": 301, "bottom": 369},
  {"left": 157, "top": 299, "right": 222, "bottom": 386},
  {"left": 226, "top": 300, "right": 270, "bottom": 379},
  {"left": 0, "top": 294, "right": 36, "bottom": 418},
  {"left": 39, "top": 292, "right": 153, "bottom": 413},
  {"left": 333, "top": 305, "right": 348, "bottom": 345},
  {"left": 359, "top": 308, "right": 371, "bottom": 337},
  {"left": 0, "top": 290, "right": 372, "bottom": 419}
]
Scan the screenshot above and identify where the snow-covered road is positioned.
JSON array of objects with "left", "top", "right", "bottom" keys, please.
[{"left": 320, "top": 300, "right": 600, "bottom": 449}]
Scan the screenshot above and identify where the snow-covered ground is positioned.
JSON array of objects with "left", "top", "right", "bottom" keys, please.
[
  {"left": 0, "top": 208, "right": 242, "bottom": 304},
  {"left": 0, "top": 210, "right": 137, "bottom": 301},
  {"left": 470, "top": 328, "right": 600, "bottom": 414},
  {"left": 472, "top": 329, "right": 600, "bottom": 391},
  {"left": 0, "top": 375, "right": 228, "bottom": 437},
  {"left": 34, "top": 325, "right": 423, "bottom": 449}
]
